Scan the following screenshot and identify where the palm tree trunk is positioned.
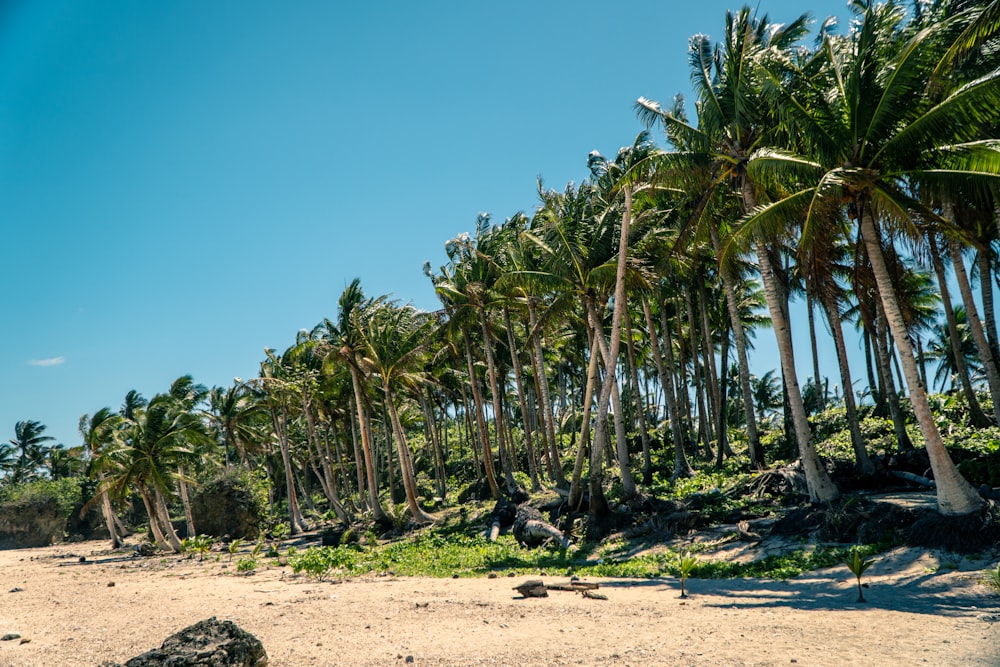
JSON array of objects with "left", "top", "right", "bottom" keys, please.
[
  {"left": 138, "top": 488, "right": 168, "bottom": 550},
  {"left": 503, "top": 306, "right": 541, "bottom": 490},
  {"left": 753, "top": 237, "right": 839, "bottom": 503},
  {"left": 715, "top": 322, "right": 731, "bottom": 467},
  {"left": 949, "top": 236, "right": 1000, "bottom": 424},
  {"left": 929, "top": 235, "right": 991, "bottom": 426},
  {"left": 527, "top": 298, "right": 564, "bottom": 486},
  {"left": 478, "top": 308, "right": 518, "bottom": 493},
  {"left": 643, "top": 296, "right": 694, "bottom": 479},
  {"left": 860, "top": 209, "right": 982, "bottom": 516},
  {"left": 96, "top": 471, "right": 122, "bottom": 548},
  {"left": 976, "top": 248, "right": 1000, "bottom": 365},
  {"left": 807, "top": 292, "right": 825, "bottom": 410},
  {"left": 420, "top": 393, "right": 448, "bottom": 499},
  {"left": 624, "top": 309, "right": 652, "bottom": 485},
  {"left": 153, "top": 485, "right": 184, "bottom": 552},
  {"left": 271, "top": 405, "right": 307, "bottom": 534},
  {"left": 384, "top": 384, "right": 435, "bottom": 524},
  {"left": 820, "top": 291, "right": 874, "bottom": 475},
  {"left": 348, "top": 401, "right": 367, "bottom": 506},
  {"left": 462, "top": 329, "right": 501, "bottom": 499},
  {"left": 585, "top": 296, "right": 638, "bottom": 498},
  {"left": 348, "top": 362, "right": 388, "bottom": 522},
  {"left": 177, "top": 469, "right": 196, "bottom": 538},
  {"left": 568, "top": 329, "right": 601, "bottom": 509},
  {"left": 710, "top": 225, "right": 763, "bottom": 467}
]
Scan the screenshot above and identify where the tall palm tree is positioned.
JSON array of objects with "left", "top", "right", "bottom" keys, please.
[
  {"left": 640, "top": 7, "right": 839, "bottom": 502},
  {"left": 81, "top": 408, "right": 125, "bottom": 548},
  {"left": 745, "top": 0, "right": 1000, "bottom": 515},
  {"left": 356, "top": 300, "right": 437, "bottom": 524}
]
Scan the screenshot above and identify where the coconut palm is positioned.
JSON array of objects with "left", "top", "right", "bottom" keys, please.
[
  {"left": 639, "top": 7, "right": 839, "bottom": 502},
  {"left": 745, "top": 0, "right": 1000, "bottom": 514},
  {"left": 80, "top": 408, "right": 125, "bottom": 547},
  {"left": 355, "top": 300, "right": 437, "bottom": 524},
  {"left": 5, "top": 420, "right": 54, "bottom": 485}
]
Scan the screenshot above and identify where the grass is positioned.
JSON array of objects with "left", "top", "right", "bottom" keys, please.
[{"left": 285, "top": 527, "right": 888, "bottom": 581}]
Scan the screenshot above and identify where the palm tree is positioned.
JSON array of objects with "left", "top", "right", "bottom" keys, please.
[
  {"left": 105, "top": 393, "right": 203, "bottom": 552},
  {"left": 80, "top": 408, "right": 125, "bottom": 548},
  {"left": 926, "top": 305, "right": 983, "bottom": 392},
  {"left": 356, "top": 300, "right": 437, "bottom": 524},
  {"left": 640, "top": 7, "right": 839, "bottom": 502},
  {"left": 745, "top": 0, "right": 1000, "bottom": 515},
  {"left": 6, "top": 420, "right": 54, "bottom": 485}
]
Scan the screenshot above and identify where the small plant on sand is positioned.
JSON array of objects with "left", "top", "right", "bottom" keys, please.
[
  {"left": 843, "top": 546, "right": 876, "bottom": 603},
  {"left": 236, "top": 556, "right": 257, "bottom": 573},
  {"left": 676, "top": 551, "right": 698, "bottom": 599},
  {"left": 271, "top": 522, "right": 290, "bottom": 541},
  {"left": 227, "top": 538, "right": 244, "bottom": 562},
  {"left": 182, "top": 534, "right": 214, "bottom": 562},
  {"left": 984, "top": 563, "right": 1000, "bottom": 594}
]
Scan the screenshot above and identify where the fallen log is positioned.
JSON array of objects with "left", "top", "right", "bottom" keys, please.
[
  {"left": 891, "top": 470, "right": 935, "bottom": 487},
  {"left": 545, "top": 581, "right": 600, "bottom": 592}
]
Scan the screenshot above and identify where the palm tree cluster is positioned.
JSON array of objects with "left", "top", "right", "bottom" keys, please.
[{"left": 5, "top": 1, "right": 1000, "bottom": 547}]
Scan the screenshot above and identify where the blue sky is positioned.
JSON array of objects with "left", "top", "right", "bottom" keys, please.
[{"left": 1, "top": 1, "right": 856, "bottom": 448}]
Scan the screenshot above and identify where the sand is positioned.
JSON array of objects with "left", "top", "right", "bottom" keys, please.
[{"left": 1, "top": 539, "right": 998, "bottom": 667}]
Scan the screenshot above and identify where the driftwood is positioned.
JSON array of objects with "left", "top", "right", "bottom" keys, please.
[
  {"left": 545, "top": 581, "right": 599, "bottom": 592},
  {"left": 513, "top": 579, "right": 604, "bottom": 600},
  {"left": 891, "top": 470, "right": 936, "bottom": 487}
]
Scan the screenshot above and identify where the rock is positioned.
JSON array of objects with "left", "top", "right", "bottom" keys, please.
[
  {"left": 513, "top": 579, "right": 548, "bottom": 598},
  {"left": 118, "top": 617, "right": 267, "bottom": 666},
  {"left": 9, "top": 587, "right": 23, "bottom": 593},
  {"left": 0, "top": 495, "right": 64, "bottom": 549},
  {"left": 134, "top": 542, "right": 157, "bottom": 557},
  {"left": 1, "top": 633, "right": 22, "bottom": 641},
  {"left": 190, "top": 472, "right": 266, "bottom": 540}
]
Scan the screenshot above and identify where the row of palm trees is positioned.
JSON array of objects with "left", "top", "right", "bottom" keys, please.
[{"left": 5, "top": 1, "right": 1000, "bottom": 549}]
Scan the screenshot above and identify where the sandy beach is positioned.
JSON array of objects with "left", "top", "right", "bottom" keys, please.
[{"left": 1, "top": 539, "right": 998, "bottom": 666}]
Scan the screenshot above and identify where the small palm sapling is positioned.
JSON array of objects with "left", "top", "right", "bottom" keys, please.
[{"left": 843, "top": 546, "right": 876, "bottom": 603}]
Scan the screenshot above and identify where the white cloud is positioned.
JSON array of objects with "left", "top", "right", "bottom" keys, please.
[{"left": 27, "top": 357, "right": 65, "bottom": 367}]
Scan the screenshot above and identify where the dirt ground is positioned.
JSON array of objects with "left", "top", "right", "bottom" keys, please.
[{"left": 1, "top": 538, "right": 999, "bottom": 667}]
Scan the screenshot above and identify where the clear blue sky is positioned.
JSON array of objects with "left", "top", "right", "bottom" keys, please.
[{"left": 1, "top": 1, "right": 856, "bottom": 448}]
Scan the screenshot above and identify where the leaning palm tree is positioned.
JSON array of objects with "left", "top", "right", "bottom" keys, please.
[
  {"left": 80, "top": 408, "right": 125, "bottom": 548},
  {"left": 355, "top": 300, "right": 437, "bottom": 524},
  {"left": 745, "top": 0, "right": 1000, "bottom": 515}
]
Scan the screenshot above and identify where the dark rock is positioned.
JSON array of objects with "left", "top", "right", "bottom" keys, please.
[
  {"left": 119, "top": 617, "right": 267, "bottom": 666},
  {"left": 513, "top": 579, "right": 548, "bottom": 598},
  {"left": 1, "top": 633, "right": 21, "bottom": 641},
  {"left": 190, "top": 473, "right": 266, "bottom": 541},
  {"left": 321, "top": 527, "right": 344, "bottom": 547},
  {"left": 134, "top": 542, "right": 157, "bottom": 557}
]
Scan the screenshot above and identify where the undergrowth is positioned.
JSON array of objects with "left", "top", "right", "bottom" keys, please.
[{"left": 288, "top": 528, "right": 887, "bottom": 581}]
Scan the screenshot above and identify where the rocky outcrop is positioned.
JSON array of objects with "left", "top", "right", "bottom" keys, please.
[
  {"left": 117, "top": 617, "right": 267, "bottom": 666},
  {"left": 190, "top": 473, "right": 265, "bottom": 540},
  {"left": 0, "top": 496, "right": 64, "bottom": 549}
]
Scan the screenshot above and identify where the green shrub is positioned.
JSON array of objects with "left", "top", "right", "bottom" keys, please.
[{"left": 236, "top": 557, "right": 257, "bottom": 573}]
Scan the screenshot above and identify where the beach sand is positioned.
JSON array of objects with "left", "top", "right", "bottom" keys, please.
[{"left": 1, "top": 539, "right": 998, "bottom": 666}]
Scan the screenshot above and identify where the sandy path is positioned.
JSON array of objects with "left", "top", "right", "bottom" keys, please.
[{"left": 1, "top": 540, "right": 998, "bottom": 666}]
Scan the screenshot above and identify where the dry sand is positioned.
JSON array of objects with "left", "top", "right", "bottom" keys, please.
[{"left": 1, "top": 539, "right": 999, "bottom": 666}]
